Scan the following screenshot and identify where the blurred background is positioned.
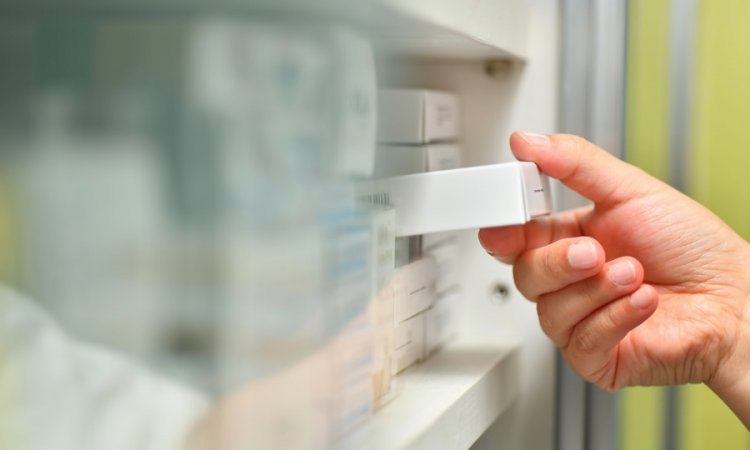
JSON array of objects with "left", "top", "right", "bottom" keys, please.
[
  {"left": 0, "top": 5, "right": 375, "bottom": 390},
  {"left": 620, "top": 0, "right": 750, "bottom": 448},
  {"left": 0, "top": 0, "right": 748, "bottom": 449},
  {"left": 0, "top": 2, "right": 384, "bottom": 448}
]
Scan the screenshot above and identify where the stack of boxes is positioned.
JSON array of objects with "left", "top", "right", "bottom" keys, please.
[{"left": 373, "top": 89, "right": 463, "bottom": 380}]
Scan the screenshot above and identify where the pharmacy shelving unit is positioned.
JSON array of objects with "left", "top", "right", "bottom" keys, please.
[
  {"left": 345, "top": 339, "right": 520, "bottom": 450},
  {"left": 0, "top": 1, "right": 562, "bottom": 448},
  {"left": 365, "top": 1, "right": 560, "bottom": 450},
  {"left": 373, "top": 0, "right": 528, "bottom": 60}
]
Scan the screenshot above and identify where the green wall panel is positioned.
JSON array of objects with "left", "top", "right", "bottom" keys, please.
[
  {"left": 624, "top": 0, "right": 750, "bottom": 448},
  {"left": 619, "top": 387, "right": 666, "bottom": 450},
  {"left": 624, "top": 0, "right": 671, "bottom": 181},
  {"left": 620, "top": 1, "right": 670, "bottom": 449},
  {"left": 679, "top": 384, "right": 748, "bottom": 450},
  {"left": 683, "top": 0, "right": 750, "bottom": 446},
  {"left": 691, "top": 0, "right": 750, "bottom": 239}
]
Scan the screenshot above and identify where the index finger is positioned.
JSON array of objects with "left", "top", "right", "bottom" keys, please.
[{"left": 510, "top": 132, "right": 659, "bottom": 207}]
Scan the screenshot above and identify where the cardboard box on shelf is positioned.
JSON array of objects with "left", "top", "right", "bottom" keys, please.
[
  {"left": 424, "top": 288, "right": 461, "bottom": 355},
  {"left": 369, "top": 282, "right": 396, "bottom": 410},
  {"left": 377, "top": 89, "right": 459, "bottom": 144},
  {"left": 392, "top": 257, "right": 437, "bottom": 323},
  {"left": 422, "top": 232, "right": 460, "bottom": 294},
  {"left": 330, "top": 27, "right": 377, "bottom": 177},
  {"left": 356, "top": 162, "right": 552, "bottom": 236},
  {"left": 373, "top": 143, "right": 462, "bottom": 178},
  {"left": 392, "top": 313, "right": 425, "bottom": 374}
]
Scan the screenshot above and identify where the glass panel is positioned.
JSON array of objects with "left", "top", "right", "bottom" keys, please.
[{"left": 0, "top": 4, "right": 381, "bottom": 448}]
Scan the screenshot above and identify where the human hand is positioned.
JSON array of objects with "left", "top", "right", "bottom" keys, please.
[{"left": 478, "top": 133, "right": 750, "bottom": 424}]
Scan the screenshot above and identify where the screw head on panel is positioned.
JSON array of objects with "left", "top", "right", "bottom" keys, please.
[
  {"left": 484, "top": 59, "right": 513, "bottom": 79},
  {"left": 488, "top": 282, "right": 511, "bottom": 305}
]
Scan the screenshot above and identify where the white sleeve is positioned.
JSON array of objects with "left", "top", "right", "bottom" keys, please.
[{"left": 0, "top": 287, "right": 210, "bottom": 450}]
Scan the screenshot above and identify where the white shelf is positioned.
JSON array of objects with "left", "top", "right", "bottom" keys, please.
[
  {"left": 374, "top": 0, "right": 529, "bottom": 60},
  {"left": 343, "top": 339, "right": 520, "bottom": 450}
]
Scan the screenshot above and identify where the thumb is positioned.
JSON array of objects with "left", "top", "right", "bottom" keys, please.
[{"left": 510, "top": 132, "right": 655, "bottom": 206}]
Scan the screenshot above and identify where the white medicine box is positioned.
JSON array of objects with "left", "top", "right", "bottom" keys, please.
[
  {"left": 357, "top": 162, "right": 552, "bottom": 236},
  {"left": 373, "top": 143, "right": 462, "bottom": 178},
  {"left": 377, "top": 89, "right": 459, "bottom": 144},
  {"left": 392, "top": 313, "right": 425, "bottom": 374},
  {"left": 391, "top": 257, "right": 437, "bottom": 323}
]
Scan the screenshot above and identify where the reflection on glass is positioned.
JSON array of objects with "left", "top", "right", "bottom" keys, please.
[{"left": 0, "top": 4, "right": 382, "bottom": 448}]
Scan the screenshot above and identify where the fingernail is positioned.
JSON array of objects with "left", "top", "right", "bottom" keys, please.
[
  {"left": 608, "top": 260, "right": 636, "bottom": 286},
  {"left": 519, "top": 132, "right": 551, "bottom": 148},
  {"left": 567, "top": 241, "right": 598, "bottom": 270},
  {"left": 630, "top": 287, "right": 654, "bottom": 310}
]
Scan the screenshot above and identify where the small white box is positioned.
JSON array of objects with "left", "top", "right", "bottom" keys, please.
[
  {"left": 369, "top": 280, "right": 396, "bottom": 409},
  {"left": 330, "top": 28, "right": 377, "bottom": 177},
  {"left": 393, "top": 313, "right": 425, "bottom": 374},
  {"left": 357, "top": 162, "right": 552, "bottom": 236},
  {"left": 394, "top": 310, "right": 425, "bottom": 350},
  {"left": 373, "top": 143, "right": 462, "bottom": 178},
  {"left": 368, "top": 207, "right": 396, "bottom": 294},
  {"left": 377, "top": 90, "right": 458, "bottom": 144},
  {"left": 392, "top": 258, "right": 437, "bottom": 323},
  {"left": 422, "top": 235, "right": 460, "bottom": 294},
  {"left": 424, "top": 290, "right": 460, "bottom": 355}
]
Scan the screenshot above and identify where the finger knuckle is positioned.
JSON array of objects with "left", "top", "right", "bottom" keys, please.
[
  {"left": 575, "top": 277, "right": 598, "bottom": 307},
  {"left": 536, "top": 301, "right": 556, "bottom": 337},
  {"left": 558, "top": 135, "right": 589, "bottom": 181},
  {"left": 586, "top": 363, "right": 617, "bottom": 391},
  {"left": 603, "top": 304, "right": 620, "bottom": 330},
  {"left": 561, "top": 134, "right": 592, "bottom": 152},
  {"left": 572, "top": 326, "right": 599, "bottom": 354},
  {"left": 512, "top": 263, "right": 535, "bottom": 300},
  {"left": 541, "top": 248, "right": 560, "bottom": 280}
]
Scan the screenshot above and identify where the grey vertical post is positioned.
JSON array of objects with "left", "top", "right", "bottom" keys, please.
[
  {"left": 556, "top": 0, "right": 593, "bottom": 213},
  {"left": 670, "top": 0, "right": 695, "bottom": 192},
  {"left": 583, "top": 2, "right": 627, "bottom": 450},
  {"left": 666, "top": 1, "right": 696, "bottom": 448},
  {"left": 557, "top": 0, "right": 627, "bottom": 449},
  {"left": 556, "top": 0, "right": 593, "bottom": 448}
]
